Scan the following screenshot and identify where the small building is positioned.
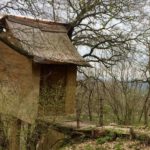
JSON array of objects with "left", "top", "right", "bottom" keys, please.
[{"left": 0, "top": 15, "right": 89, "bottom": 124}]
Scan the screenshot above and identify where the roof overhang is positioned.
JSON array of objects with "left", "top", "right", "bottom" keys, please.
[{"left": 0, "top": 14, "right": 90, "bottom": 67}]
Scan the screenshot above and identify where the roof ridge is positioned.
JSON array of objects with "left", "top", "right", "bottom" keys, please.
[
  {"left": 0, "top": 14, "right": 68, "bottom": 33},
  {"left": 0, "top": 14, "right": 67, "bottom": 25}
]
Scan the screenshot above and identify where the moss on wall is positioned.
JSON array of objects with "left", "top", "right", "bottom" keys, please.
[{"left": 0, "top": 41, "right": 40, "bottom": 123}]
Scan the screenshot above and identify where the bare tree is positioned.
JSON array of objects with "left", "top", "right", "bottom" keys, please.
[
  {"left": 0, "top": 0, "right": 148, "bottom": 66},
  {"left": 1, "top": 0, "right": 150, "bottom": 149}
]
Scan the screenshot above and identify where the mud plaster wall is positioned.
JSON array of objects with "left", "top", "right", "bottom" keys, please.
[
  {"left": 0, "top": 41, "right": 40, "bottom": 123},
  {"left": 0, "top": 40, "right": 77, "bottom": 123}
]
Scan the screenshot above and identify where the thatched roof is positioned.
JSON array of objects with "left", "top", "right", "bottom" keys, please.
[{"left": 0, "top": 15, "right": 89, "bottom": 66}]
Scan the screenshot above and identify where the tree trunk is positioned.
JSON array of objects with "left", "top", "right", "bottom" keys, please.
[
  {"left": 99, "top": 98, "right": 103, "bottom": 126},
  {"left": 76, "top": 100, "right": 81, "bottom": 128},
  {"left": 88, "top": 90, "right": 93, "bottom": 121}
]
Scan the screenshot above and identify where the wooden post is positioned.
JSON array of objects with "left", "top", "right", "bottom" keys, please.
[
  {"left": 65, "top": 65, "right": 77, "bottom": 114},
  {"left": 8, "top": 118, "right": 21, "bottom": 150}
]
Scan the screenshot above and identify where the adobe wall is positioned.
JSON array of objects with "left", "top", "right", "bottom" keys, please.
[
  {"left": 0, "top": 41, "right": 40, "bottom": 123},
  {"left": 0, "top": 40, "right": 77, "bottom": 123}
]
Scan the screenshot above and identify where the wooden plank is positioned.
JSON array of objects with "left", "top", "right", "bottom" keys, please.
[{"left": 8, "top": 119, "right": 21, "bottom": 150}]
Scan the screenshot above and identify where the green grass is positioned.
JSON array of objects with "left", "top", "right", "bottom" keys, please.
[
  {"left": 84, "top": 144, "right": 94, "bottom": 150},
  {"left": 114, "top": 142, "right": 123, "bottom": 150}
]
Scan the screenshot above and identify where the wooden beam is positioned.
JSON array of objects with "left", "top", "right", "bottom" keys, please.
[{"left": 8, "top": 118, "right": 21, "bottom": 150}]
